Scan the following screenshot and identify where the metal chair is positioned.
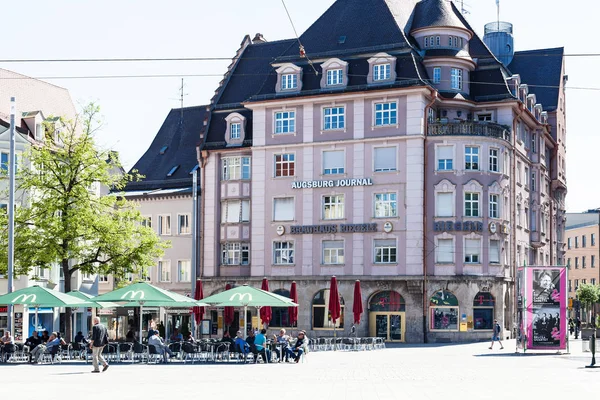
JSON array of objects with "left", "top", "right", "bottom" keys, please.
[
  {"left": 132, "top": 342, "right": 148, "bottom": 363},
  {"left": 118, "top": 343, "right": 133, "bottom": 362},
  {"left": 147, "top": 344, "right": 162, "bottom": 364},
  {"left": 168, "top": 342, "right": 182, "bottom": 361},
  {"left": 39, "top": 346, "right": 62, "bottom": 364}
]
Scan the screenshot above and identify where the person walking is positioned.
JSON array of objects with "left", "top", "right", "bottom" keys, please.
[
  {"left": 489, "top": 319, "right": 504, "bottom": 350},
  {"left": 90, "top": 317, "right": 109, "bottom": 373}
]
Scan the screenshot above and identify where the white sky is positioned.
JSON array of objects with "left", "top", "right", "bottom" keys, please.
[{"left": 2, "top": 0, "right": 598, "bottom": 212}]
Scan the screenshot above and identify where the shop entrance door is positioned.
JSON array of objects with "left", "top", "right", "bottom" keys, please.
[{"left": 369, "top": 312, "right": 405, "bottom": 342}]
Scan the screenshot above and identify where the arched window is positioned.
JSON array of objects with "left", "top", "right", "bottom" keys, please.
[
  {"left": 429, "top": 290, "right": 459, "bottom": 331},
  {"left": 473, "top": 292, "right": 495, "bottom": 330},
  {"left": 369, "top": 291, "right": 406, "bottom": 312},
  {"left": 271, "top": 289, "right": 291, "bottom": 327},
  {"left": 312, "top": 289, "right": 345, "bottom": 329}
]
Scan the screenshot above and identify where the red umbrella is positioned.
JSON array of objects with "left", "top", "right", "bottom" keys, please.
[
  {"left": 193, "top": 280, "right": 204, "bottom": 326},
  {"left": 352, "top": 280, "right": 363, "bottom": 325},
  {"left": 288, "top": 281, "right": 298, "bottom": 327},
  {"left": 224, "top": 283, "right": 234, "bottom": 326},
  {"left": 260, "top": 278, "right": 272, "bottom": 327},
  {"left": 328, "top": 276, "right": 341, "bottom": 325}
]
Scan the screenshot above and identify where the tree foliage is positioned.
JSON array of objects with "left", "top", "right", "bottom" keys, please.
[
  {"left": 0, "top": 103, "right": 169, "bottom": 338},
  {"left": 577, "top": 284, "right": 600, "bottom": 308}
]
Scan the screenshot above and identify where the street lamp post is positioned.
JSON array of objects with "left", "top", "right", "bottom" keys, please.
[{"left": 7, "top": 97, "right": 16, "bottom": 335}]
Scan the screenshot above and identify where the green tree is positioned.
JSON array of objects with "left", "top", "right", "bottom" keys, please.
[
  {"left": 0, "top": 103, "right": 169, "bottom": 340},
  {"left": 576, "top": 284, "right": 600, "bottom": 327}
]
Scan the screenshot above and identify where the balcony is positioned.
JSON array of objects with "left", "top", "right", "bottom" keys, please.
[{"left": 428, "top": 121, "right": 511, "bottom": 142}]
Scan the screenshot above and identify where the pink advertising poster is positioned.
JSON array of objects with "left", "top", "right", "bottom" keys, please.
[{"left": 527, "top": 267, "right": 567, "bottom": 350}]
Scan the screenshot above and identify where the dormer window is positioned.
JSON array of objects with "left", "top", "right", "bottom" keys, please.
[
  {"left": 281, "top": 74, "right": 297, "bottom": 90},
  {"left": 160, "top": 145, "right": 168, "bottom": 155},
  {"left": 167, "top": 165, "right": 180, "bottom": 177},
  {"left": 327, "top": 69, "right": 343, "bottom": 86},
  {"left": 320, "top": 58, "right": 348, "bottom": 89},
  {"left": 224, "top": 112, "right": 247, "bottom": 146},
  {"left": 367, "top": 53, "right": 397, "bottom": 84},
  {"left": 275, "top": 63, "right": 302, "bottom": 93}
]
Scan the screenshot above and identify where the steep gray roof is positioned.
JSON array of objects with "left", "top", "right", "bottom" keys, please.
[{"left": 410, "top": 0, "right": 468, "bottom": 32}]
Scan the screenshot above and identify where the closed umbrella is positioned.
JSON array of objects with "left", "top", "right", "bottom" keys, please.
[
  {"left": 352, "top": 280, "right": 363, "bottom": 325},
  {"left": 289, "top": 281, "right": 298, "bottom": 328},
  {"left": 259, "top": 278, "right": 272, "bottom": 328},
  {"left": 193, "top": 280, "right": 204, "bottom": 337},
  {"left": 328, "top": 276, "right": 341, "bottom": 349},
  {"left": 223, "top": 283, "right": 234, "bottom": 331}
]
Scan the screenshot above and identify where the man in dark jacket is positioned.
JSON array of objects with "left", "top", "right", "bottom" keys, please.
[{"left": 90, "top": 317, "right": 109, "bottom": 373}]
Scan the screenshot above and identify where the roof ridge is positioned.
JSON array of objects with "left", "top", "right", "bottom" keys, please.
[
  {"left": 513, "top": 47, "right": 564, "bottom": 54},
  {"left": 171, "top": 104, "right": 210, "bottom": 112},
  {"left": 0, "top": 67, "right": 71, "bottom": 92}
]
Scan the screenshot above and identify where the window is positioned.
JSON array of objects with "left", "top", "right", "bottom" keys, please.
[
  {"left": 465, "top": 146, "right": 479, "bottom": 170},
  {"left": 273, "top": 241, "right": 294, "bottom": 265},
  {"left": 221, "top": 200, "right": 251, "bottom": 223},
  {"left": 489, "top": 149, "right": 499, "bottom": 172},
  {"left": 436, "top": 192, "right": 453, "bottom": 217},
  {"left": 374, "top": 102, "right": 397, "bottom": 126},
  {"left": 178, "top": 214, "right": 190, "bottom": 235},
  {"left": 326, "top": 69, "right": 343, "bottom": 86},
  {"left": 450, "top": 68, "right": 463, "bottom": 90},
  {"left": 524, "top": 166, "right": 530, "bottom": 189},
  {"left": 575, "top": 257, "right": 579, "bottom": 268},
  {"left": 473, "top": 292, "right": 494, "bottom": 330},
  {"left": 575, "top": 279, "right": 579, "bottom": 289},
  {"left": 517, "top": 203, "right": 522, "bottom": 226},
  {"left": 430, "top": 290, "right": 459, "bottom": 331},
  {"left": 178, "top": 260, "right": 191, "bottom": 282},
  {"left": 323, "top": 107, "right": 345, "bottom": 130},
  {"left": 221, "top": 243, "right": 250, "bottom": 266},
  {"left": 274, "top": 153, "right": 295, "bottom": 177},
  {"left": 141, "top": 216, "right": 152, "bottom": 228},
  {"left": 158, "top": 260, "right": 171, "bottom": 282},
  {"left": 99, "top": 275, "right": 109, "bottom": 283},
  {"left": 489, "top": 240, "right": 500, "bottom": 264},
  {"left": 323, "top": 241, "right": 344, "bottom": 264},
  {"left": 592, "top": 234, "right": 596, "bottom": 246},
  {"left": 583, "top": 256, "right": 587, "bottom": 268},
  {"left": 583, "top": 279, "right": 587, "bottom": 285},
  {"left": 517, "top": 161, "right": 522, "bottom": 184},
  {"left": 465, "top": 238, "right": 481, "bottom": 263},
  {"left": 575, "top": 237, "right": 579, "bottom": 248},
  {"left": 140, "top": 269, "right": 151, "bottom": 282},
  {"left": 370, "top": 291, "right": 406, "bottom": 312},
  {"left": 158, "top": 215, "right": 171, "bottom": 235},
  {"left": 592, "top": 255, "right": 596, "bottom": 268},
  {"left": 374, "top": 239, "right": 397, "bottom": 264},
  {"left": 281, "top": 74, "right": 297, "bottom": 90},
  {"left": 464, "top": 193, "right": 479, "bottom": 217},
  {"left": 489, "top": 194, "right": 499, "bottom": 219},
  {"left": 436, "top": 238, "right": 454, "bottom": 263},
  {"left": 449, "top": 36, "right": 453, "bottom": 46},
  {"left": 274, "top": 111, "right": 296, "bottom": 134},
  {"left": 373, "top": 63, "right": 391, "bottom": 81},
  {"left": 1, "top": 152, "right": 8, "bottom": 173},
  {"left": 436, "top": 36, "right": 441, "bottom": 46},
  {"left": 531, "top": 134, "right": 537, "bottom": 153},
  {"left": 323, "top": 195, "right": 344, "bottom": 220},
  {"left": 374, "top": 193, "right": 397, "bottom": 218},
  {"left": 437, "top": 145, "right": 453, "bottom": 171},
  {"left": 222, "top": 156, "right": 251, "bottom": 180},
  {"left": 477, "top": 113, "right": 492, "bottom": 122},
  {"left": 583, "top": 235, "right": 587, "bottom": 248},
  {"left": 567, "top": 237, "right": 571, "bottom": 249},
  {"left": 424, "top": 37, "right": 429, "bottom": 47},
  {"left": 271, "top": 289, "right": 292, "bottom": 327},
  {"left": 568, "top": 279, "right": 572, "bottom": 292},
  {"left": 531, "top": 172, "right": 536, "bottom": 192},
  {"left": 374, "top": 147, "right": 396, "bottom": 172},
  {"left": 230, "top": 123, "right": 241, "bottom": 140},
  {"left": 273, "top": 197, "right": 295, "bottom": 221},
  {"left": 525, "top": 207, "right": 529, "bottom": 230},
  {"left": 312, "top": 289, "right": 344, "bottom": 329},
  {"left": 323, "top": 150, "right": 345, "bottom": 175},
  {"left": 433, "top": 67, "right": 441, "bottom": 84}
]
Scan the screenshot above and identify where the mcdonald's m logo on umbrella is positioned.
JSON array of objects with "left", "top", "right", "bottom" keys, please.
[
  {"left": 230, "top": 293, "right": 252, "bottom": 302},
  {"left": 121, "top": 291, "right": 145, "bottom": 300},
  {"left": 12, "top": 294, "right": 37, "bottom": 303}
]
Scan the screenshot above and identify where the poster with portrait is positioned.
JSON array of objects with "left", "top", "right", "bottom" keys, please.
[{"left": 527, "top": 267, "right": 566, "bottom": 350}]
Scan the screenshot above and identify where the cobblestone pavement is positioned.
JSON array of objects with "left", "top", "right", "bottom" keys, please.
[{"left": 1, "top": 340, "right": 598, "bottom": 400}]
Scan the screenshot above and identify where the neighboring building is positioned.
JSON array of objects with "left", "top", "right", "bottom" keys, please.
[
  {"left": 196, "top": 0, "right": 567, "bottom": 343},
  {"left": 565, "top": 209, "right": 600, "bottom": 317}
]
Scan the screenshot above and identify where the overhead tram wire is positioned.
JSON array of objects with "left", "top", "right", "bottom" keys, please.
[{"left": 280, "top": 0, "right": 319, "bottom": 75}]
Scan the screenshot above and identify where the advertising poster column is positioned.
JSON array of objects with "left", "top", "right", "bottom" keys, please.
[
  {"left": 527, "top": 267, "right": 567, "bottom": 350},
  {"left": 516, "top": 267, "right": 525, "bottom": 350}
]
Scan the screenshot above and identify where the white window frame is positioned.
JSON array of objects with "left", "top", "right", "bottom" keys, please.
[
  {"left": 322, "top": 150, "right": 345, "bottom": 175},
  {"left": 323, "top": 106, "right": 345, "bottom": 131},
  {"left": 464, "top": 238, "right": 481, "bottom": 264},
  {"left": 323, "top": 194, "right": 344, "bottom": 220},
  {"left": 274, "top": 111, "right": 296, "bottom": 134},
  {"left": 222, "top": 156, "right": 251, "bottom": 181},
  {"left": 374, "top": 193, "right": 398, "bottom": 218},
  {"left": 322, "top": 240, "right": 345, "bottom": 265},
  {"left": 274, "top": 153, "right": 295, "bottom": 177},
  {"left": 465, "top": 146, "right": 479, "bottom": 171},
  {"left": 221, "top": 242, "right": 250, "bottom": 266},
  {"left": 273, "top": 241, "right": 295, "bottom": 265},
  {"left": 230, "top": 122, "right": 241, "bottom": 140},
  {"left": 435, "top": 235, "right": 455, "bottom": 264},
  {"left": 450, "top": 68, "right": 463, "bottom": 90},
  {"left": 489, "top": 194, "right": 499, "bottom": 219},
  {"left": 222, "top": 200, "right": 251, "bottom": 224},
  {"left": 373, "top": 63, "right": 391, "bottom": 81},
  {"left": 464, "top": 192, "right": 480, "bottom": 217},
  {"left": 374, "top": 239, "right": 397, "bottom": 264},
  {"left": 281, "top": 73, "right": 298, "bottom": 90},
  {"left": 273, "top": 197, "right": 295, "bottom": 222},
  {"left": 158, "top": 260, "right": 171, "bottom": 282},
  {"left": 141, "top": 215, "right": 152, "bottom": 229},
  {"left": 373, "top": 146, "right": 397, "bottom": 172},
  {"left": 436, "top": 192, "right": 454, "bottom": 217},
  {"left": 326, "top": 68, "right": 344, "bottom": 86},
  {"left": 433, "top": 67, "right": 441, "bottom": 84},
  {"left": 436, "top": 144, "right": 454, "bottom": 171},
  {"left": 99, "top": 275, "right": 109, "bottom": 283},
  {"left": 489, "top": 148, "right": 499, "bottom": 173},
  {"left": 374, "top": 101, "right": 398, "bottom": 127},
  {"left": 177, "top": 260, "right": 191, "bottom": 282},
  {"left": 489, "top": 239, "right": 500, "bottom": 264},
  {"left": 178, "top": 213, "right": 191, "bottom": 235},
  {"left": 158, "top": 214, "right": 171, "bottom": 235}
]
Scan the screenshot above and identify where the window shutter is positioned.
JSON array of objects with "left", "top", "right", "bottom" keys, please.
[
  {"left": 436, "top": 239, "right": 453, "bottom": 263},
  {"left": 274, "top": 198, "right": 295, "bottom": 221},
  {"left": 465, "top": 239, "right": 480, "bottom": 257},
  {"left": 489, "top": 240, "right": 500, "bottom": 263},
  {"left": 241, "top": 200, "right": 250, "bottom": 222},
  {"left": 226, "top": 201, "right": 241, "bottom": 223},
  {"left": 437, "top": 146, "right": 452, "bottom": 160},
  {"left": 436, "top": 193, "right": 453, "bottom": 217},
  {"left": 323, "top": 151, "right": 344, "bottom": 170},
  {"left": 374, "top": 147, "right": 396, "bottom": 171}
]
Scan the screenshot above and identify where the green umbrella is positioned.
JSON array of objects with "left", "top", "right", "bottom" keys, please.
[
  {"left": 120, "top": 300, "right": 209, "bottom": 308},
  {"left": 0, "top": 285, "right": 92, "bottom": 334},
  {"left": 201, "top": 285, "right": 298, "bottom": 339},
  {"left": 67, "top": 290, "right": 120, "bottom": 309},
  {"left": 91, "top": 282, "right": 204, "bottom": 343}
]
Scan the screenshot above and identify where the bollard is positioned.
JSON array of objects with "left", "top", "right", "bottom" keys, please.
[{"left": 586, "top": 332, "right": 598, "bottom": 368}]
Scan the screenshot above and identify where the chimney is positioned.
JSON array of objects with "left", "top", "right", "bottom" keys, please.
[{"left": 252, "top": 33, "right": 267, "bottom": 44}]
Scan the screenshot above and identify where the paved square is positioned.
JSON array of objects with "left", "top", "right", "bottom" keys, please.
[{"left": 1, "top": 340, "right": 597, "bottom": 400}]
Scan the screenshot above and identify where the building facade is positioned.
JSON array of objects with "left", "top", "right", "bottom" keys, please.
[{"left": 565, "top": 210, "right": 600, "bottom": 320}]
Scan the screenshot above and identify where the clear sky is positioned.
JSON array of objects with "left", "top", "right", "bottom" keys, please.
[{"left": 2, "top": 0, "right": 598, "bottom": 212}]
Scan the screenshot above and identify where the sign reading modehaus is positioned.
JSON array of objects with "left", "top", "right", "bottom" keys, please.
[{"left": 291, "top": 178, "right": 373, "bottom": 189}]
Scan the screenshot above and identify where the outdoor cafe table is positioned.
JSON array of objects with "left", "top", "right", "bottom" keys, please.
[{"left": 268, "top": 341, "right": 288, "bottom": 363}]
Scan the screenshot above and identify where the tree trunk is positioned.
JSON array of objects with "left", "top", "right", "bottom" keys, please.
[{"left": 63, "top": 258, "right": 72, "bottom": 342}]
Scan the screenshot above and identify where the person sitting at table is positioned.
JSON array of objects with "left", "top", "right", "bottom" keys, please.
[
  {"left": 184, "top": 332, "right": 196, "bottom": 343},
  {"left": 148, "top": 331, "right": 173, "bottom": 363},
  {"left": 272, "top": 328, "right": 290, "bottom": 362},
  {"left": 30, "top": 332, "right": 66, "bottom": 363},
  {"left": 41, "top": 330, "right": 50, "bottom": 343},
  {"left": 24, "top": 332, "right": 41, "bottom": 354},
  {"left": 285, "top": 331, "right": 308, "bottom": 363},
  {"left": 125, "top": 328, "right": 136, "bottom": 343},
  {"left": 74, "top": 331, "right": 89, "bottom": 345},
  {"left": 234, "top": 331, "right": 250, "bottom": 356},
  {"left": 1, "top": 331, "right": 13, "bottom": 345},
  {"left": 170, "top": 328, "right": 184, "bottom": 342},
  {"left": 253, "top": 329, "right": 271, "bottom": 363}
]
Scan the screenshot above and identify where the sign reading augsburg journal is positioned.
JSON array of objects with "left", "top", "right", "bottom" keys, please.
[
  {"left": 526, "top": 266, "right": 567, "bottom": 350},
  {"left": 291, "top": 178, "right": 373, "bottom": 189}
]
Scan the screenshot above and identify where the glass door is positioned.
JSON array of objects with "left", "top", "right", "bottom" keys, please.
[
  {"left": 390, "top": 314, "right": 402, "bottom": 341},
  {"left": 369, "top": 312, "right": 405, "bottom": 342},
  {"left": 375, "top": 314, "right": 388, "bottom": 339}
]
